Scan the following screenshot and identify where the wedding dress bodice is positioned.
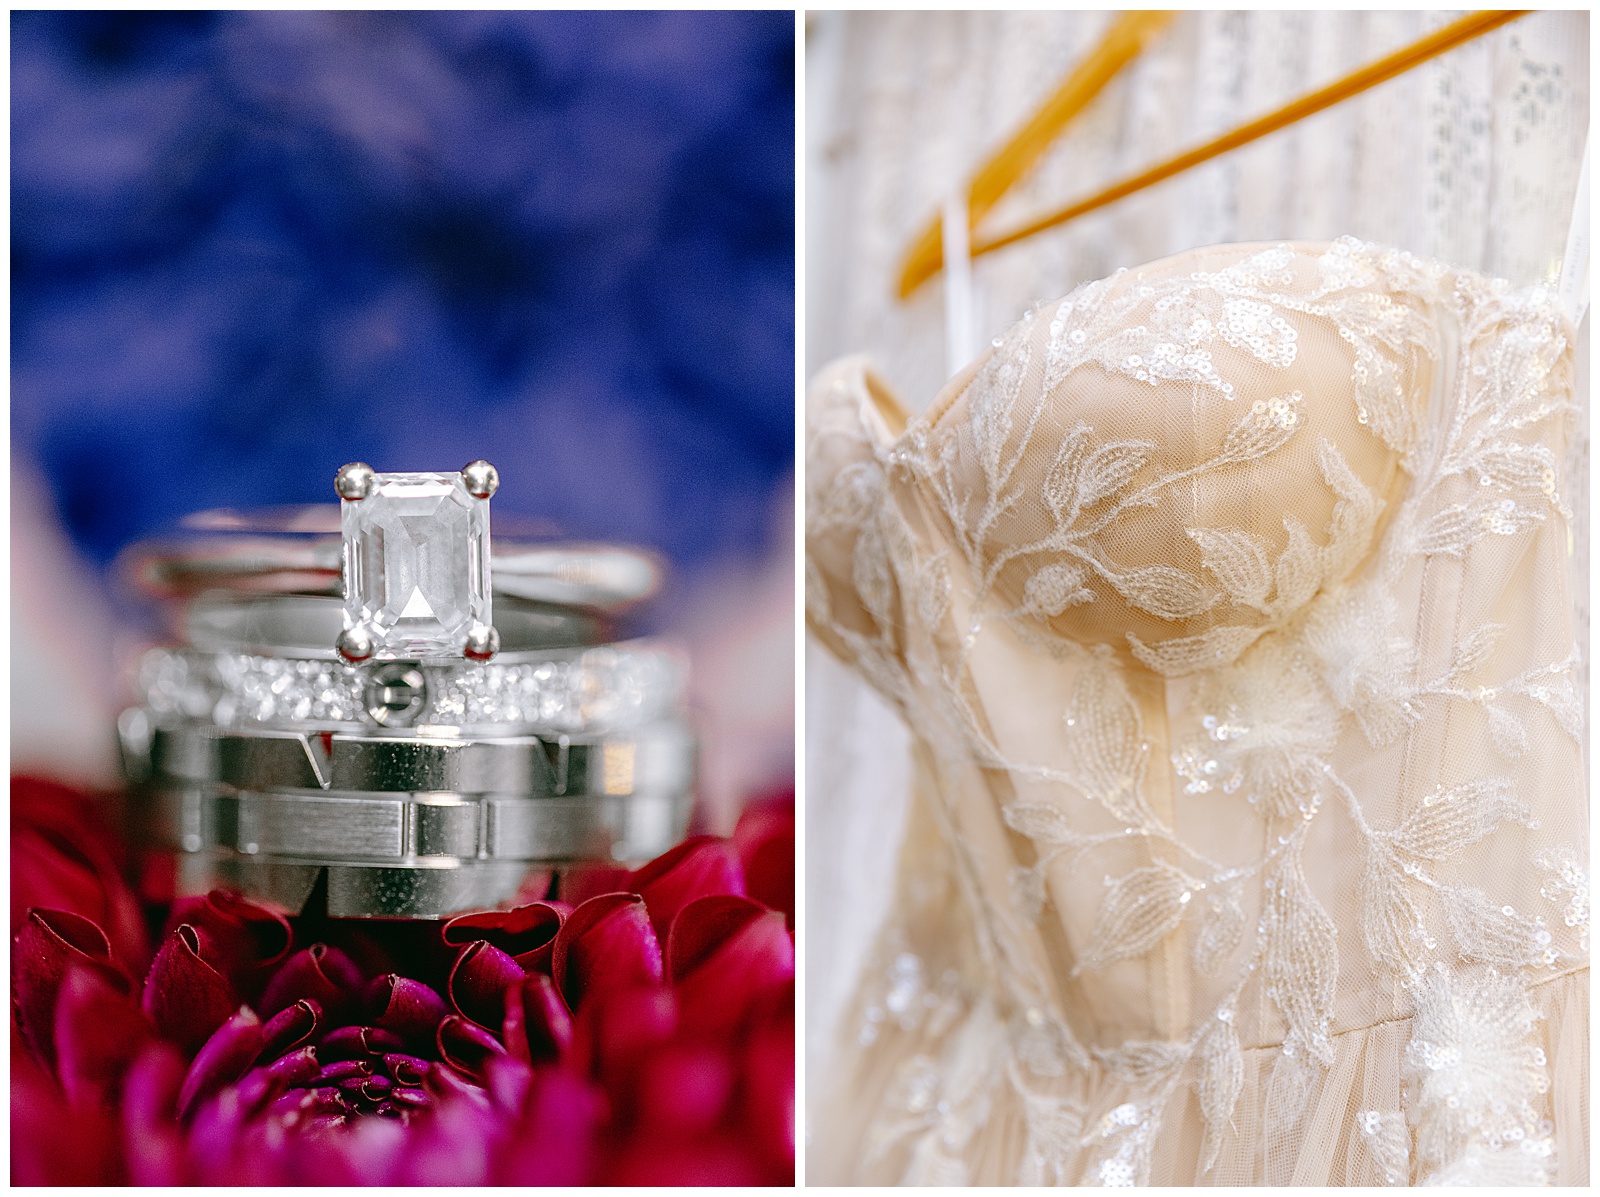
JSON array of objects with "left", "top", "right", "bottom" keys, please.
[{"left": 806, "top": 239, "right": 1587, "bottom": 1185}]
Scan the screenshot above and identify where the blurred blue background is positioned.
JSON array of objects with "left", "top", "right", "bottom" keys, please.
[{"left": 12, "top": 10, "right": 795, "bottom": 584}]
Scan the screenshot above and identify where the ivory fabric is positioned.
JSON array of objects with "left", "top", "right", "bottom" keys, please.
[
  {"left": 803, "top": 13, "right": 1589, "bottom": 1091},
  {"left": 805, "top": 239, "right": 1588, "bottom": 1184}
]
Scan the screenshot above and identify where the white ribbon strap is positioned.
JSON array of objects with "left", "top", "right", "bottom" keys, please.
[
  {"left": 1558, "top": 129, "right": 1589, "bottom": 329},
  {"left": 942, "top": 188, "right": 976, "bottom": 380}
]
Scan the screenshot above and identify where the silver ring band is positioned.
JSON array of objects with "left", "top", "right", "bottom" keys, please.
[
  {"left": 122, "top": 720, "right": 693, "bottom": 796},
  {"left": 123, "top": 508, "right": 660, "bottom": 610}
]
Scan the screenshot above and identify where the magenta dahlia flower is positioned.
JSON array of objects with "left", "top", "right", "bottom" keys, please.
[{"left": 11, "top": 776, "right": 794, "bottom": 1185}]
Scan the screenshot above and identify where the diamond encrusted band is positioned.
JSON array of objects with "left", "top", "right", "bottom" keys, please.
[{"left": 138, "top": 642, "right": 684, "bottom": 735}]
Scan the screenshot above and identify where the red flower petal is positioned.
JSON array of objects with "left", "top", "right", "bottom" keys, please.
[
  {"left": 54, "top": 962, "right": 155, "bottom": 1113},
  {"left": 633, "top": 1042, "right": 736, "bottom": 1134},
  {"left": 734, "top": 796, "right": 795, "bottom": 930},
  {"left": 12, "top": 776, "right": 151, "bottom": 975},
  {"left": 142, "top": 924, "right": 240, "bottom": 1056},
  {"left": 552, "top": 892, "right": 663, "bottom": 1011},
  {"left": 436, "top": 1013, "right": 507, "bottom": 1083},
  {"left": 365, "top": 974, "right": 448, "bottom": 1045},
  {"left": 12, "top": 906, "right": 128, "bottom": 1071},
  {"left": 558, "top": 865, "right": 633, "bottom": 907},
  {"left": 482, "top": 1051, "right": 535, "bottom": 1113},
  {"left": 10, "top": 1023, "right": 124, "bottom": 1184},
  {"left": 121, "top": 1042, "right": 189, "bottom": 1185},
  {"left": 442, "top": 901, "right": 568, "bottom": 973},
  {"left": 741, "top": 1004, "right": 796, "bottom": 1170},
  {"left": 668, "top": 895, "right": 794, "bottom": 1037},
  {"left": 177, "top": 1005, "right": 264, "bottom": 1118},
  {"left": 448, "top": 939, "right": 527, "bottom": 1030},
  {"left": 573, "top": 984, "right": 677, "bottom": 1084},
  {"left": 605, "top": 1132, "right": 769, "bottom": 1186},
  {"left": 382, "top": 1052, "right": 431, "bottom": 1087},
  {"left": 501, "top": 971, "right": 573, "bottom": 1065},
  {"left": 163, "top": 890, "right": 291, "bottom": 1003},
  {"left": 185, "top": 1060, "right": 289, "bottom": 1173},
  {"left": 255, "top": 997, "right": 320, "bottom": 1063},
  {"left": 256, "top": 942, "right": 363, "bottom": 1024},
  {"left": 423, "top": 1049, "right": 493, "bottom": 1108},
  {"left": 625, "top": 836, "right": 745, "bottom": 943},
  {"left": 260, "top": 1044, "right": 320, "bottom": 1087},
  {"left": 493, "top": 1067, "right": 605, "bottom": 1185},
  {"left": 319, "top": 1023, "right": 404, "bottom": 1061}
]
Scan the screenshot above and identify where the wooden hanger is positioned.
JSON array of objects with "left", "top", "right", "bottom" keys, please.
[
  {"left": 897, "top": 11, "right": 1173, "bottom": 299},
  {"left": 899, "top": 10, "right": 1530, "bottom": 297}
]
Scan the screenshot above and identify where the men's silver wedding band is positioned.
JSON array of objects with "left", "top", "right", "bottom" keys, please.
[{"left": 120, "top": 717, "right": 694, "bottom": 918}]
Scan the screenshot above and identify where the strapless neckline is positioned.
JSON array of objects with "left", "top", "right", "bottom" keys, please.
[{"left": 806, "top": 237, "right": 1587, "bottom": 1185}]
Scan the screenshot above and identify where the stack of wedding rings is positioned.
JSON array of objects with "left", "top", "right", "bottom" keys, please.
[{"left": 117, "top": 462, "right": 695, "bottom": 918}]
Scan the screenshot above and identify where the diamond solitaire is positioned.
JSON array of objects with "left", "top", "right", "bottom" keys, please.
[{"left": 336, "top": 461, "right": 500, "bottom": 662}]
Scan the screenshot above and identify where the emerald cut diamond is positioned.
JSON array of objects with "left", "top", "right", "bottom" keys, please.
[{"left": 340, "top": 470, "right": 492, "bottom": 660}]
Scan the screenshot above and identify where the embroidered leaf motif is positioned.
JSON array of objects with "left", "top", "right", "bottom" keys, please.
[
  {"left": 1127, "top": 625, "right": 1265, "bottom": 677},
  {"left": 1485, "top": 705, "right": 1528, "bottom": 758},
  {"left": 1187, "top": 526, "right": 1273, "bottom": 610},
  {"left": 1110, "top": 564, "right": 1213, "bottom": 621},
  {"left": 1452, "top": 623, "right": 1505, "bottom": 676},
  {"left": 1471, "top": 441, "right": 1558, "bottom": 493},
  {"left": 1196, "top": 1014, "right": 1244, "bottom": 1171},
  {"left": 1192, "top": 888, "right": 1246, "bottom": 976},
  {"left": 1077, "top": 862, "right": 1194, "bottom": 971},
  {"left": 1387, "top": 780, "right": 1526, "bottom": 862},
  {"left": 1442, "top": 888, "right": 1544, "bottom": 969},
  {"left": 1273, "top": 518, "right": 1322, "bottom": 614},
  {"left": 1002, "top": 801, "right": 1075, "bottom": 845},
  {"left": 1410, "top": 495, "right": 1545, "bottom": 558},
  {"left": 1262, "top": 848, "right": 1337, "bottom": 1065},
  {"left": 1062, "top": 661, "right": 1158, "bottom": 827},
  {"left": 1041, "top": 424, "right": 1092, "bottom": 520},
  {"left": 1526, "top": 670, "right": 1583, "bottom": 738},
  {"left": 1094, "top": 1039, "right": 1189, "bottom": 1085},
  {"left": 852, "top": 519, "right": 895, "bottom": 631},
  {"left": 1022, "top": 563, "right": 1093, "bottom": 616},
  {"left": 1009, "top": 864, "right": 1047, "bottom": 922},
  {"left": 915, "top": 554, "right": 952, "bottom": 629},
  {"left": 1075, "top": 440, "right": 1154, "bottom": 511},
  {"left": 1407, "top": 503, "right": 1478, "bottom": 557},
  {"left": 1318, "top": 439, "right": 1383, "bottom": 580},
  {"left": 1015, "top": 1009, "right": 1072, "bottom": 1078},
  {"left": 969, "top": 341, "right": 1031, "bottom": 483},
  {"left": 1361, "top": 844, "right": 1429, "bottom": 976},
  {"left": 1219, "top": 406, "right": 1298, "bottom": 463}
]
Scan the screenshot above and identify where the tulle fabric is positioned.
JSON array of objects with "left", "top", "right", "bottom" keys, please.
[{"left": 812, "top": 968, "right": 1585, "bottom": 1186}]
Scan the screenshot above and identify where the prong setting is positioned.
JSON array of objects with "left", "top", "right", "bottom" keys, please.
[
  {"left": 464, "top": 623, "right": 500, "bottom": 662},
  {"left": 336, "top": 462, "right": 377, "bottom": 501},
  {"left": 336, "top": 624, "right": 375, "bottom": 663},
  {"left": 461, "top": 460, "right": 500, "bottom": 500}
]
